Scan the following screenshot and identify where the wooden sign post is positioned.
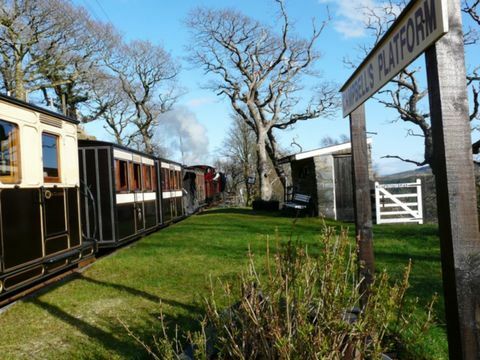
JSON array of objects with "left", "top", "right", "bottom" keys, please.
[
  {"left": 425, "top": 0, "right": 480, "bottom": 357},
  {"left": 349, "top": 104, "right": 375, "bottom": 301},
  {"left": 340, "top": 0, "right": 480, "bottom": 358}
]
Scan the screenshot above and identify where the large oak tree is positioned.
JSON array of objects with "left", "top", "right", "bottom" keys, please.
[
  {"left": 0, "top": 0, "right": 110, "bottom": 116},
  {"left": 186, "top": 0, "right": 338, "bottom": 200},
  {"left": 102, "top": 40, "right": 181, "bottom": 154}
]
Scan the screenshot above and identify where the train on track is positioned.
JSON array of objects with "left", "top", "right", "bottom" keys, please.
[{"left": 0, "top": 94, "right": 224, "bottom": 300}]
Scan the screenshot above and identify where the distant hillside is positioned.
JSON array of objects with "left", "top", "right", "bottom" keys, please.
[{"left": 379, "top": 166, "right": 432, "bottom": 182}]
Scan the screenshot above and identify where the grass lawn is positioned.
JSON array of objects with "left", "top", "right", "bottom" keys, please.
[{"left": 0, "top": 208, "right": 446, "bottom": 359}]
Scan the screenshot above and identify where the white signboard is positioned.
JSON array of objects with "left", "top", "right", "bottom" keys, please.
[{"left": 340, "top": 0, "right": 449, "bottom": 117}]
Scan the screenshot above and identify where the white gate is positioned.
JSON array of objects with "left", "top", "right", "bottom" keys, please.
[{"left": 375, "top": 179, "right": 423, "bottom": 224}]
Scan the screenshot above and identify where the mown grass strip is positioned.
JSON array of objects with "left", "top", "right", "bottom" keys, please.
[{"left": 0, "top": 208, "right": 446, "bottom": 359}]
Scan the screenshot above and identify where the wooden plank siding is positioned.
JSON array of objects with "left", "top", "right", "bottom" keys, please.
[{"left": 334, "top": 155, "right": 354, "bottom": 221}]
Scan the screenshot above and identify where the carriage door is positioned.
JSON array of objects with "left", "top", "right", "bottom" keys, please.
[
  {"left": 131, "top": 160, "right": 145, "bottom": 232},
  {"left": 170, "top": 168, "right": 177, "bottom": 218},
  {"left": 42, "top": 133, "right": 69, "bottom": 255},
  {"left": 42, "top": 188, "right": 68, "bottom": 254}
]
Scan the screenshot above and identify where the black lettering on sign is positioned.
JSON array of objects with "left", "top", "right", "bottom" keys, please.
[
  {"left": 388, "top": 41, "right": 395, "bottom": 72},
  {"left": 406, "top": 17, "right": 415, "bottom": 53},
  {"left": 368, "top": 63, "right": 374, "bottom": 89},
  {"left": 424, "top": 0, "right": 437, "bottom": 37},
  {"left": 383, "top": 49, "right": 389, "bottom": 77},
  {"left": 362, "top": 69, "right": 369, "bottom": 94},
  {"left": 392, "top": 32, "right": 400, "bottom": 64},
  {"left": 415, "top": 7, "right": 426, "bottom": 45},
  {"left": 378, "top": 53, "right": 384, "bottom": 82},
  {"left": 400, "top": 26, "right": 407, "bottom": 60}
]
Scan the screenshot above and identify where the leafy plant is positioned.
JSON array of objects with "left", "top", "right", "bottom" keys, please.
[{"left": 127, "top": 227, "right": 437, "bottom": 359}]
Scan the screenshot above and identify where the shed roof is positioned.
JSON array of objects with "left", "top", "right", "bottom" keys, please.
[{"left": 279, "top": 138, "right": 372, "bottom": 164}]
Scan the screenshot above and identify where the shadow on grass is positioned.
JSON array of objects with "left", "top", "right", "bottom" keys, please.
[
  {"left": 31, "top": 298, "right": 136, "bottom": 357},
  {"left": 374, "top": 251, "right": 441, "bottom": 264},
  {"left": 31, "top": 297, "right": 203, "bottom": 358},
  {"left": 199, "top": 208, "right": 283, "bottom": 217},
  {"left": 76, "top": 274, "right": 203, "bottom": 314},
  {"left": 374, "top": 224, "right": 439, "bottom": 239},
  {"left": 202, "top": 207, "right": 338, "bottom": 222}
]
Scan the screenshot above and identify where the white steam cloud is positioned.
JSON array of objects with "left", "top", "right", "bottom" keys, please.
[{"left": 156, "top": 107, "right": 210, "bottom": 165}]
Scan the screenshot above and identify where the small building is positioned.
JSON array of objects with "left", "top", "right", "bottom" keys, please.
[{"left": 279, "top": 140, "right": 373, "bottom": 221}]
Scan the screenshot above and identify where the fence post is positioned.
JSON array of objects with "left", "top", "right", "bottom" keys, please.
[
  {"left": 375, "top": 182, "right": 381, "bottom": 225},
  {"left": 416, "top": 179, "right": 423, "bottom": 225}
]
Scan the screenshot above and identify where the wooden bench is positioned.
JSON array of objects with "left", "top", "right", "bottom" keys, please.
[{"left": 283, "top": 193, "right": 312, "bottom": 214}]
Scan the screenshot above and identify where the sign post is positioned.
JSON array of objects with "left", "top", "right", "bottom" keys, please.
[
  {"left": 340, "top": 0, "right": 480, "bottom": 357},
  {"left": 425, "top": 0, "right": 480, "bottom": 357},
  {"left": 349, "top": 104, "right": 375, "bottom": 302},
  {"left": 341, "top": 0, "right": 449, "bottom": 116}
]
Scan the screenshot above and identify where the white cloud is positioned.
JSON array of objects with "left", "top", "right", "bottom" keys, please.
[
  {"left": 319, "top": 0, "right": 375, "bottom": 38},
  {"left": 157, "top": 107, "right": 209, "bottom": 165},
  {"left": 186, "top": 96, "right": 217, "bottom": 108}
]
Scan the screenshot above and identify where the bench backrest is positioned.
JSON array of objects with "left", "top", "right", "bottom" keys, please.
[{"left": 293, "top": 193, "right": 311, "bottom": 203}]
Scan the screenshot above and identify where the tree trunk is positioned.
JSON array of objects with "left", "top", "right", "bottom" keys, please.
[
  {"left": 14, "top": 61, "right": 26, "bottom": 101},
  {"left": 270, "top": 156, "right": 286, "bottom": 195},
  {"left": 243, "top": 163, "right": 251, "bottom": 206},
  {"left": 257, "top": 130, "right": 272, "bottom": 201},
  {"left": 141, "top": 128, "right": 153, "bottom": 155},
  {"left": 266, "top": 131, "right": 286, "bottom": 196}
]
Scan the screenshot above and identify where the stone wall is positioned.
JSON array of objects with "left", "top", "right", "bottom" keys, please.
[{"left": 313, "top": 155, "right": 336, "bottom": 219}]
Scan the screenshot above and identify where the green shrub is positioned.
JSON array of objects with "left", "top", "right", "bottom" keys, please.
[{"left": 127, "top": 227, "right": 437, "bottom": 359}]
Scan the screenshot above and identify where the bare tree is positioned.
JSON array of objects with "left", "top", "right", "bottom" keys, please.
[
  {"left": 186, "top": 0, "right": 338, "bottom": 200},
  {"left": 0, "top": 0, "right": 63, "bottom": 99},
  {"left": 463, "top": 0, "right": 480, "bottom": 25},
  {"left": 104, "top": 40, "right": 180, "bottom": 154},
  {"left": 221, "top": 116, "right": 257, "bottom": 205},
  {"left": 36, "top": 18, "right": 117, "bottom": 119},
  {"left": 354, "top": 0, "right": 480, "bottom": 173},
  {"left": 0, "top": 1, "right": 93, "bottom": 103},
  {"left": 463, "top": 0, "right": 480, "bottom": 130},
  {"left": 319, "top": 134, "right": 350, "bottom": 147},
  {"left": 86, "top": 72, "right": 137, "bottom": 146}
]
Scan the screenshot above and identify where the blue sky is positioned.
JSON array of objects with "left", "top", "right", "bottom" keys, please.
[{"left": 77, "top": 0, "right": 480, "bottom": 175}]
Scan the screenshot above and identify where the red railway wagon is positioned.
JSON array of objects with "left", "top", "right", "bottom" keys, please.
[{"left": 189, "top": 165, "right": 225, "bottom": 204}]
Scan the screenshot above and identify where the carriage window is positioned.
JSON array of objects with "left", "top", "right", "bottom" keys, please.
[
  {"left": 151, "top": 166, "right": 157, "bottom": 191},
  {"left": 142, "top": 164, "right": 152, "bottom": 191},
  {"left": 0, "top": 119, "right": 20, "bottom": 183},
  {"left": 161, "top": 168, "right": 168, "bottom": 191},
  {"left": 131, "top": 162, "right": 141, "bottom": 191},
  {"left": 42, "top": 133, "right": 60, "bottom": 182},
  {"left": 115, "top": 159, "right": 129, "bottom": 192},
  {"left": 170, "top": 170, "right": 175, "bottom": 190},
  {"left": 175, "top": 171, "right": 180, "bottom": 190}
]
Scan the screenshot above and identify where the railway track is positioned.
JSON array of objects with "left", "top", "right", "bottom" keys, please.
[{"left": 0, "top": 257, "right": 96, "bottom": 311}]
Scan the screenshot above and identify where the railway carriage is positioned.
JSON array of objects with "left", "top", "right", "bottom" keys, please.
[
  {"left": 78, "top": 140, "right": 160, "bottom": 247},
  {"left": 190, "top": 165, "right": 225, "bottom": 204},
  {"left": 159, "top": 159, "right": 185, "bottom": 223},
  {"left": 0, "top": 95, "right": 94, "bottom": 298},
  {"left": 183, "top": 167, "right": 206, "bottom": 214},
  {"left": 0, "top": 94, "right": 219, "bottom": 302}
]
